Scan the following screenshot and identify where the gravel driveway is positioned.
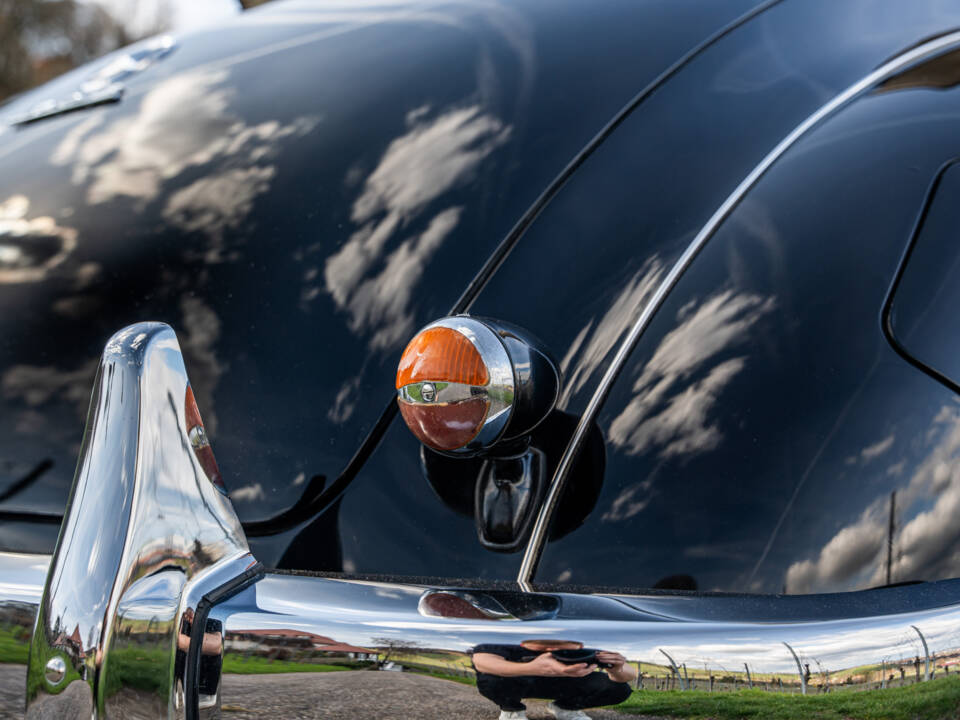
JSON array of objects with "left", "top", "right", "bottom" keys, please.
[
  {"left": 1, "top": 664, "right": 665, "bottom": 719},
  {"left": 0, "top": 664, "right": 25, "bottom": 720},
  {"left": 222, "top": 671, "right": 661, "bottom": 720}
]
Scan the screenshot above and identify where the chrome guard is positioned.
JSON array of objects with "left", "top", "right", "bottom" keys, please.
[
  {"left": 205, "top": 574, "right": 960, "bottom": 718},
  {"left": 25, "top": 323, "right": 254, "bottom": 718}
]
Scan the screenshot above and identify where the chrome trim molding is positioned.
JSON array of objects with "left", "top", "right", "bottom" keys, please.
[
  {"left": 25, "top": 323, "right": 252, "bottom": 718},
  {"left": 209, "top": 574, "right": 960, "bottom": 716},
  {"left": 517, "top": 29, "right": 960, "bottom": 588}
]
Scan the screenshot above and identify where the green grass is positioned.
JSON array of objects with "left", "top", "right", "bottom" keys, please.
[
  {"left": 619, "top": 675, "right": 960, "bottom": 720},
  {"left": 0, "top": 626, "right": 30, "bottom": 665},
  {"left": 221, "top": 655, "right": 358, "bottom": 675},
  {"left": 399, "top": 664, "right": 477, "bottom": 686}
]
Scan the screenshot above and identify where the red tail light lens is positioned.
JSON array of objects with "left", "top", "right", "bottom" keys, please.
[
  {"left": 398, "top": 396, "right": 489, "bottom": 451},
  {"left": 185, "top": 385, "right": 226, "bottom": 493}
]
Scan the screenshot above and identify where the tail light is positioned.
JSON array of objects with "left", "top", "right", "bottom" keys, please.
[
  {"left": 396, "top": 316, "right": 559, "bottom": 455},
  {"left": 185, "top": 385, "right": 226, "bottom": 493}
]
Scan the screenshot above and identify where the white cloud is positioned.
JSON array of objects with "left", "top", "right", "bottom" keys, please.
[
  {"left": 785, "top": 404, "right": 960, "bottom": 593},
  {"left": 230, "top": 482, "right": 264, "bottom": 502},
  {"left": 0, "top": 195, "right": 79, "bottom": 284},
  {"left": 558, "top": 259, "right": 665, "bottom": 408},
  {"left": 608, "top": 289, "right": 775, "bottom": 459},
  {"left": 50, "top": 69, "right": 317, "bottom": 245},
  {"left": 861, "top": 433, "right": 895, "bottom": 461},
  {"left": 320, "top": 105, "right": 510, "bottom": 349},
  {"left": 602, "top": 479, "right": 654, "bottom": 522}
]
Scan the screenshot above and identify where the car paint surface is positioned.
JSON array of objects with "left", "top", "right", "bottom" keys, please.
[
  {"left": 0, "top": 0, "right": 762, "bottom": 566},
  {"left": 3, "top": 0, "right": 960, "bottom": 588}
]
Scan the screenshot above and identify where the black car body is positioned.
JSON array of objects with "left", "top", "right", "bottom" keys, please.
[{"left": 4, "top": 0, "right": 960, "bottom": 717}]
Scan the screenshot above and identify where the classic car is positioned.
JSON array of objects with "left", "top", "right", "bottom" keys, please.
[{"left": 4, "top": 0, "right": 960, "bottom": 717}]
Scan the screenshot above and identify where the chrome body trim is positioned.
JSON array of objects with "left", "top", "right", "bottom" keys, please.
[
  {"left": 25, "top": 323, "right": 251, "bottom": 718},
  {"left": 209, "top": 573, "right": 960, "bottom": 716},
  {"left": 9, "top": 35, "right": 176, "bottom": 126},
  {"left": 517, "top": 29, "right": 960, "bottom": 588}
]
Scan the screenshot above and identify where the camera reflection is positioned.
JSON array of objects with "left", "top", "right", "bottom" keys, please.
[{"left": 471, "top": 639, "right": 634, "bottom": 720}]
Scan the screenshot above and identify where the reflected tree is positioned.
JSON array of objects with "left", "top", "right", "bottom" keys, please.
[
  {"left": 0, "top": 0, "right": 171, "bottom": 101},
  {"left": 371, "top": 637, "right": 421, "bottom": 669}
]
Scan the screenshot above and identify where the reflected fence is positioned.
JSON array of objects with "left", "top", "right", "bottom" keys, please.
[{"left": 220, "top": 621, "right": 960, "bottom": 696}]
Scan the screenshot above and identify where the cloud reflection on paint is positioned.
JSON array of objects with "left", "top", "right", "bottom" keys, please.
[
  {"left": 50, "top": 69, "right": 318, "bottom": 251},
  {"left": 558, "top": 259, "right": 665, "bottom": 409},
  {"left": 321, "top": 105, "right": 511, "bottom": 349},
  {"left": 0, "top": 195, "right": 79, "bottom": 284},
  {"left": 608, "top": 289, "right": 775, "bottom": 459},
  {"left": 786, "top": 404, "right": 960, "bottom": 593}
]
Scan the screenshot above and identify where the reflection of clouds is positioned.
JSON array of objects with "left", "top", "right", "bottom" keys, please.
[
  {"left": 349, "top": 106, "right": 509, "bottom": 227},
  {"left": 889, "top": 406, "right": 960, "bottom": 585},
  {"left": 559, "top": 260, "right": 664, "bottom": 408},
  {"left": 346, "top": 207, "right": 463, "bottom": 350},
  {"left": 50, "top": 69, "right": 317, "bottom": 243},
  {"left": 321, "top": 105, "right": 510, "bottom": 349},
  {"left": 602, "top": 479, "right": 653, "bottom": 522},
  {"left": 1, "top": 358, "right": 97, "bottom": 437},
  {"left": 785, "top": 513, "right": 886, "bottom": 594},
  {"left": 239, "top": 574, "right": 960, "bottom": 680},
  {"left": 608, "top": 290, "right": 775, "bottom": 459},
  {"left": 163, "top": 167, "right": 276, "bottom": 261},
  {"left": 179, "top": 296, "right": 225, "bottom": 436},
  {"left": 845, "top": 433, "right": 895, "bottom": 466},
  {"left": 52, "top": 71, "right": 233, "bottom": 202},
  {"left": 328, "top": 377, "right": 361, "bottom": 424},
  {"left": 230, "top": 483, "right": 264, "bottom": 502},
  {"left": 786, "top": 406, "right": 960, "bottom": 593},
  {"left": 0, "top": 195, "right": 78, "bottom": 284},
  {"left": 1, "top": 361, "right": 96, "bottom": 412}
]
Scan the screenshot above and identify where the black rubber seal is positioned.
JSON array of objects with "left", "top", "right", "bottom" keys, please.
[
  {"left": 880, "top": 159, "right": 960, "bottom": 397},
  {"left": 185, "top": 562, "right": 264, "bottom": 720}
]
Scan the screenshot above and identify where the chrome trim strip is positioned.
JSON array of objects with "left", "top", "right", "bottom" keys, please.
[
  {"left": 517, "top": 30, "right": 960, "bottom": 588},
  {"left": 211, "top": 573, "right": 960, "bottom": 714},
  {"left": 25, "top": 323, "right": 250, "bottom": 718}
]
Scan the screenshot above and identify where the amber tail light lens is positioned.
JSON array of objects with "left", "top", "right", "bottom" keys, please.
[{"left": 396, "top": 326, "right": 489, "bottom": 388}]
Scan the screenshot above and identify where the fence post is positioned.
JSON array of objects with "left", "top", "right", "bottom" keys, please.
[
  {"left": 911, "top": 625, "right": 931, "bottom": 681},
  {"left": 660, "top": 649, "right": 687, "bottom": 691},
  {"left": 744, "top": 662, "right": 753, "bottom": 689},
  {"left": 783, "top": 642, "right": 807, "bottom": 695}
]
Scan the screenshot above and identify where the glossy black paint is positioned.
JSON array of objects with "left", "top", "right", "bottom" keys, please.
[
  {"left": 0, "top": 0, "right": 763, "bottom": 555},
  {"left": 273, "top": 0, "right": 960, "bottom": 578},
  {"left": 7, "top": 0, "right": 960, "bottom": 592},
  {"left": 537, "top": 53, "right": 960, "bottom": 592}
]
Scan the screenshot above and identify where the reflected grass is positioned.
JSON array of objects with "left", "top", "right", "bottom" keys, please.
[
  {"left": 620, "top": 675, "right": 960, "bottom": 720},
  {"left": 0, "top": 626, "right": 30, "bottom": 664},
  {"left": 222, "top": 655, "right": 361, "bottom": 674}
]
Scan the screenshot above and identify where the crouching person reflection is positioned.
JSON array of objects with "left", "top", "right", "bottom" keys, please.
[{"left": 471, "top": 639, "right": 634, "bottom": 720}]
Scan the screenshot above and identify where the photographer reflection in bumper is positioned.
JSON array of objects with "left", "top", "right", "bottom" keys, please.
[{"left": 471, "top": 639, "right": 635, "bottom": 720}]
